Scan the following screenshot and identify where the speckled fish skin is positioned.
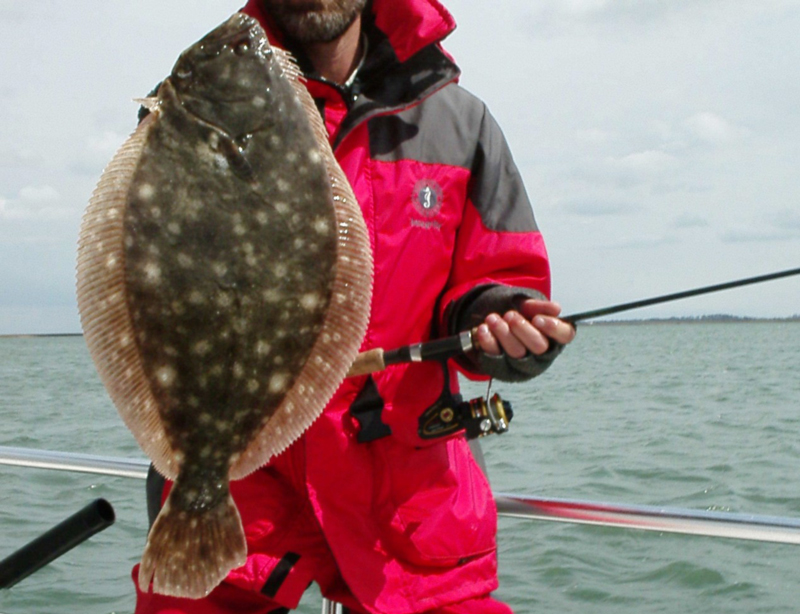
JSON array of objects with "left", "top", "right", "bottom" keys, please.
[
  {"left": 76, "top": 13, "right": 372, "bottom": 600},
  {"left": 127, "top": 25, "right": 335, "bottom": 486}
]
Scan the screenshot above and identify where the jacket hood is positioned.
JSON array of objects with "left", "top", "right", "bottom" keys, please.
[{"left": 240, "top": 0, "right": 456, "bottom": 63}]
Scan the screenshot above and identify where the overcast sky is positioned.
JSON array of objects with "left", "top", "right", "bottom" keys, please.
[{"left": 1, "top": 0, "right": 798, "bottom": 334}]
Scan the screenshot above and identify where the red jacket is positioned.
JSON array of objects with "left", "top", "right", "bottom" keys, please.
[{"left": 213, "top": 1, "right": 552, "bottom": 611}]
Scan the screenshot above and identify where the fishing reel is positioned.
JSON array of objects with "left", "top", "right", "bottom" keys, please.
[{"left": 419, "top": 391, "right": 514, "bottom": 440}]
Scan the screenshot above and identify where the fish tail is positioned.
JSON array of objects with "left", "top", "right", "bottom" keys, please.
[{"left": 137, "top": 482, "right": 246, "bottom": 598}]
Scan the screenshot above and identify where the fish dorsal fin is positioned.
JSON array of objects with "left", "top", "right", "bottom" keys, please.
[
  {"left": 229, "top": 48, "right": 374, "bottom": 480},
  {"left": 133, "top": 96, "right": 159, "bottom": 111},
  {"left": 272, "top": 47, "right": 332, "bottom": 153},
  {"left": 76, "top": 113, "right": 178, "bottom": 481}
]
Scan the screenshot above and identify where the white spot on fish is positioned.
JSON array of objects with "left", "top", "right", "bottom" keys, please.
[
  {"left": 247, "top": 379, "right": 259, "bottom": 393},
  {"left": 252, "top": 95, "right": 266, "bottom": 108},
  {"left": 193, "top": 340, "right": 211, "bottom": 356},
  {"left": 233, "top": 363, "right": 244, "bottom": 378},
  {"left": 106, "top": 254, "right": 117, "bottom": 268},
  {"left": 274, "top": 202, "right": 288, "bottom": 215},
  {"left": 188, "top": 290, "right": 205, "bottom": 305},
  {"left": 273, "top": 263, "right": 288, "bottom": 278},
  {"left": 138, "top": 184, "right": 156, "bottom": 200},
  {"left": 167, "top": 222, "right": 181, "bottom": 235},
  {"left": 262, "top": 289, "right": 281, "bottom": 302},
  {"left": 300, "top": 293, "right": 321, "bottom": 311},
  {"left": 270, "top": 134, "right": 282, "bottom": 147},
  {"left": 217, "top": 293, "right": 233, "bottom": 308},
  {"left": 308, "top": 149, "right": 322, "bottom": 164},
  {"left": 313, "top": 218, "right": 331, "bottom": 235},
  {"left": 256, "top": 340, "right": 271, "bottom": 356},
  {"left": 155, "top": 365, "right": 177, "bottom": 387},
  {"left": 144, "top": 262, "right": 161, "bottom": 283},
  {"left": 212, "top": 262, "right": 228, "bottom": 277},
  {"left": 256, "top": 211, "right": 269, "bottom": 225},
  {"left": 269, "top": 373, "right": 289, "bottom": 394},
  {"left": 177, "top": 253, "right": 193, "bottom": 268}
]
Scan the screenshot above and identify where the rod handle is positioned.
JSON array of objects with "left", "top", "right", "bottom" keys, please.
[{"left": 0, "top": 498, "right": 115, "bottom": 589}]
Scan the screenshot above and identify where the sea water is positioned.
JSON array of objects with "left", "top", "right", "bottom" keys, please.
[{"left": 0, "top": 323, "right": 798, "bottom": 613}]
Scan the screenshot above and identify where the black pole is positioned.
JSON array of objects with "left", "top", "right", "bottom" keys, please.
[
  {"left": 0, "top": 498, "right": 115, "bottom": 589},
  {"left": 562, "top": 266, "right": 800, "bottom": 324},
  {"left": 355, "top": 265, "right": 800, "bottom": 371}
]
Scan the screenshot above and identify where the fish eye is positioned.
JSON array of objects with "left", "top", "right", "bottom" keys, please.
[
  {"left": 175, "top": 67, "right": 192, "bottom": 80},
  {"left": 234, "top": 41, "right": 250, "bottom": 56}
]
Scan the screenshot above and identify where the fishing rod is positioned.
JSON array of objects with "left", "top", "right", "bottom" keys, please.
[
  {"left": 347, "top": 265, "right": 800, "bottom": 376},
  {"left": 3, "top": 446, "right": 800, "bottom": 545}
]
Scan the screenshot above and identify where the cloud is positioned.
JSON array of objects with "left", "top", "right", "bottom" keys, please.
[
  {"left": 0, "top": 145, "right": 42, "bottom": 169},
  {"left": 524, "top": 0, "right": 727, "bottom": 30},
  {"left": 673, "top": 214, "right": 709, "bottom": 229},
  {"left": 770, "top": 208, "right": 800, "bottom": 230},
  {"left": 604, "top": 234, "right": 679, "bottom": 249},
  {"left": 719, "top": 226, "right": 798, "bottom": 243},
  {"left": 561, "top": 199, "right": 638, "bottom": 216},
  {"left": 69, "top": 130, "right": 128, "bottom": 175},
  {"left": 684, "top": 112, "right": 749, "bottom": 145},
  {"left": 0, "top": 185, "right": 72, "bottom": 221}
]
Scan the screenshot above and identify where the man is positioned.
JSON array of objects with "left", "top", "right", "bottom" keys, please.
[{"left": 135, "top": 0, "right": 575, "bottom": 612}]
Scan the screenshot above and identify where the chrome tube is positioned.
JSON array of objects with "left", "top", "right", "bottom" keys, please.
[
  {"left": 495, "top": 493, "right": 800, "bottom": 545},
  {"left": 0, "top": 446, "right": 149, "bottom": 479},
  {"left": 320, "top": 598, "right": 344, "bottom": 614},
  {"left": 4, "top": 446, "right": 800, "bottom": 545}
]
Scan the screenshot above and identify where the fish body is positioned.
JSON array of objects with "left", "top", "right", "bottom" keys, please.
[{"left": 76, "top": 14, "right": 371, "bottom": 598}]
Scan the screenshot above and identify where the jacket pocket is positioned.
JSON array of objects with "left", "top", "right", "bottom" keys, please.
[{"left": 373, "top": 435, "right": 497, "bottom": 568}]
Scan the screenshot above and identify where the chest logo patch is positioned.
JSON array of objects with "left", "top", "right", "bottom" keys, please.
[{"left": 412, "top": 179, "right": 443, "bottom": 218}]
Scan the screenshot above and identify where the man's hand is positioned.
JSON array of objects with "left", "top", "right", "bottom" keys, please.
[{"left": 474, "top": 299, "right": 576, "bottom": 358}]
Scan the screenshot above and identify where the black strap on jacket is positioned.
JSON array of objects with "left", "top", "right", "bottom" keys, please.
[{"left": 349, "top": 376, "right": 392, "bottom": 443}]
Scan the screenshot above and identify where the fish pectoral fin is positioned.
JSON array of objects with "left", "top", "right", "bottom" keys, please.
[{"left": 217, "top": 134, "right": 256, "bottom": 183}]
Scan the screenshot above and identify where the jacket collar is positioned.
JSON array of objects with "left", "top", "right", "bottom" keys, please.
[{"left": 240, "top": 0, "right": 460, "bottom": 147}]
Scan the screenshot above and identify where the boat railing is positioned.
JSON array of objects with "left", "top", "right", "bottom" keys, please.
[{"left": 3, "top": 445, "right": 800, "bottom": 610}]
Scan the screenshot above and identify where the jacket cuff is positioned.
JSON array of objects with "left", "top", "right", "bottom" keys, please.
[{"left": 444, "top": 284, "right": 562, "bottom": 382}]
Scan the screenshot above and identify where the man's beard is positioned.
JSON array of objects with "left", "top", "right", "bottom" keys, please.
[{"left": 262, "top": 0, "right": 368, "bottom": 44}]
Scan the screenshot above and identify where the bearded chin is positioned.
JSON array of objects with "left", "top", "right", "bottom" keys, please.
[{"left": 274, "top": 1, "right": 366, "bottom": 44}]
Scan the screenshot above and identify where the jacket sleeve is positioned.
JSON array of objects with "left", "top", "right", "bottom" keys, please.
[{"left": 436, "top": 104, "right": 559, "bottom": 382}]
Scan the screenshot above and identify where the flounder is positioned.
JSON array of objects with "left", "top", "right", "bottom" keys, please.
[{"left": 76, "top": 14, "right": 372, "bottom": 598}]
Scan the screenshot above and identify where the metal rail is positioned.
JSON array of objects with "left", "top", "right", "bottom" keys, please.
[{"left": 3, "top": 446, "right": 800, "bottom": 545}]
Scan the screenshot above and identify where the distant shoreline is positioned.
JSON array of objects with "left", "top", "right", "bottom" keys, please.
[
  {"left": 1, "top": 315, "right": 799, "bottom": 337},
  {"left": 0, "top": 333, "right": 84, "bottom": 338},
  {"left": 582, "top": 315, "right": 800, "bottom": 325}
]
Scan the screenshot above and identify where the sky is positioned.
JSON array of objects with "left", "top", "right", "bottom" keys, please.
[{"left": 1, "top": 0, "right": 799, "bottom": 334}]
